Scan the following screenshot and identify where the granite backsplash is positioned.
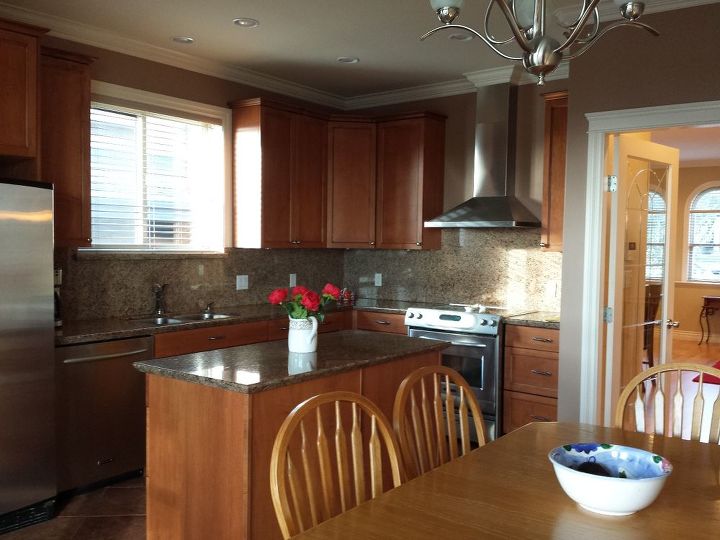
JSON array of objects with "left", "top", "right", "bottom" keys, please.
[{"left": 56, "top": 229, "right": 561, "bottom": 321}]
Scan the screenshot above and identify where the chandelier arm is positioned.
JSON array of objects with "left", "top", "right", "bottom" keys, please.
[
  {"left": 567, "top": 12, "right": 600, "bottom": 45},
  {"left": 488, "top": 0, "right": 532, "bottom": 53},
  {"left": 483, "top": 0, "right": 516, "bottom": 45},
  {"left": 563, "top": 21, "right": 660, "bottom": 60},
  {"left": 557, "top": 0, "right": 595, "bottom": 30},
  {"left": 419, "top": 24, "right": 523, "bottom": 61},
  {"left": 554, "top": 0, "right": 603, "bottom": 54}
]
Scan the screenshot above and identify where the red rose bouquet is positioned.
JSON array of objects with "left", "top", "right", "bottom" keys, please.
[{"left": 267, "top": 283, "right": 340, "bottom": 322}]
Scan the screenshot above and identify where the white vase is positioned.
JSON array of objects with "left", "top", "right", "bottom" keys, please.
[{"left": 287, "top": 316, "right": 318, "bottom": 353}]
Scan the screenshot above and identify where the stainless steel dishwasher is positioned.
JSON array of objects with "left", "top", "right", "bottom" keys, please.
[{"left": 55, "top": 336, "right": 152, "bottom": 491}]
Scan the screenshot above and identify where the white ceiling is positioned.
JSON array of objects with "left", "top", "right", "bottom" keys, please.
[
  {"left": 0, "top": 0, "right": 715, "bottom": 105},
  {"left": 653, "top": 126, "right": 720, "bottom": 167}
]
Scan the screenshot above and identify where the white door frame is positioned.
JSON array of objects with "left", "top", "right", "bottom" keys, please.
[{"left": 579, "top": 99, "right": 720, "bottom": 426}]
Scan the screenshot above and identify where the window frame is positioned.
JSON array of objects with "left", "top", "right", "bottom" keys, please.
[
  {"left": 86, "top": 81, "right": 232, "bottom": 253},
  {"left": 683, "top": 180, "right": 720, "bottom": 283},
  {"left": 645, "top": 189, "right": 666, "bottom": 282}
]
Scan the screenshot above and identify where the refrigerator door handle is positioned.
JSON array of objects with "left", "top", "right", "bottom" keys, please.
[{"left": 62, "top": 348, "right": 150, "bottom": 364}]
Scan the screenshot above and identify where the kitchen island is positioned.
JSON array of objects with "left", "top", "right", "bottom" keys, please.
[{"left": 134, "top": 330, "right": 446, "bottom": 540}]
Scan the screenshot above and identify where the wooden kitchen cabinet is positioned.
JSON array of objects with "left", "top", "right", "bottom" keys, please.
[
  {"left": 503, "top": 324, "right": 559, "bottom": 434},
  {"left": 232, "top": 98, "right": 326, "bottom": 248},
  {"left": 327, "top": 119, "right": 377, "bottom": 248},
  {"left": 154, "top": 320, "right": 268, "bottom": 358},
  {"left": 376, "top": 113, "right": 444, "bottom": 250},
  {"left": 355, "top": 310, "right": 407, "bottom": 335},
  {"left": 0, "top": 19, "right": 46, "bottom": 159},
  {"left": 540, "top": 91, "right": 567, "bottom": 252},
  {"left": 267, "top": 310, "right": 350, "bottom": 341},
  {"left": 40, "top": 48, "right": 93, "bottom": 247}
]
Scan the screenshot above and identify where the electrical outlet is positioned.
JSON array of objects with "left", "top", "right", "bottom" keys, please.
[
  {"left": 374, "top": 273, "right": 382, "bottom": 287},
  {"left": 198, "top": 264, "right": 204, "bottom": 277},
  {"left": 289, "top": 273, "right": 297, "bottom": 287},
  {"left": 235, "top": 274, "right": 249, "bottom": 290}
]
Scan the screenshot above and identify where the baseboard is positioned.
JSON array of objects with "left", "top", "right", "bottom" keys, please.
[{"left": 673, "top": 330, "right": 720, "bottom": 344}]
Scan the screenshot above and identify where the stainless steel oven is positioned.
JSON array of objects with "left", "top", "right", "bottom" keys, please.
[{"left": 405, "top": 305, "right": 504, "bottom": 440}]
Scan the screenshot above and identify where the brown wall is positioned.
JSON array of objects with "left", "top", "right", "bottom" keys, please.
[{"left": 560, "top": 3, "right": 720, "bottom": 420}]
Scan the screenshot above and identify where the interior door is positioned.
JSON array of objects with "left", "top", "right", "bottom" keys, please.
[{"left": 604, "top": 134, "right": 680, "bottom": 423}]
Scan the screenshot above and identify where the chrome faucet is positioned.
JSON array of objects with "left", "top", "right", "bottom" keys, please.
[
  {"left": 202, "top": 302, "right": 215, "bottom": 320},
  {"left": 152, "top": 283, "right": 168, "bottom": 316}
]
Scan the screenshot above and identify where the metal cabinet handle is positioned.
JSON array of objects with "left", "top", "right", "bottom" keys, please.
[
  {"left": 375, "top": 320, "right": 391, "bottom": 325},
  {"left": 369, "top": 241, "right": 375, "bottom": 245},
  {"left": 207, "top": 335, "right": 226, "bottom": 341},
  {"left": 97, "top": 457, "right": 114, "bottom": 466},
  {"left": 530, "top": 369, "right": 553, "bottom": 377},
  {"left": 530, "top": 415, "right": 550, "bottom": 422},
  {"left": 416, "top": 242, "right": 422, "bottom": 246},
  {"left": 63, "top": 348, "right": 150, "bottom": 364},
  {"left": 539, "top": 242, "right": 549, "bottom": 248},
  {"left": 279, "top": 327, "right": 288, "bottom": 331},
  {"left": 666, "top": 319, "right": 680, "bottom": 328},
  {"left": 532, "top": 337, "right": 553, "bottom": 343}
]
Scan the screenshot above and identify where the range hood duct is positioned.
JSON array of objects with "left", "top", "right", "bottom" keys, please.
[{"left": 425, "top": 84, "right": 540, "bottom": 228}]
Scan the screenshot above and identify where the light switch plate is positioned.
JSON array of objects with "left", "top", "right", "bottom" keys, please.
[
  {"left": 236, "top": 274, "right": 249, "bottom": 290},
  {"left": 374, "top": 273, "right": 382, "bottom": 287},
  {"left": 289, "top": 273, "right": 297, "bottom": 287}
]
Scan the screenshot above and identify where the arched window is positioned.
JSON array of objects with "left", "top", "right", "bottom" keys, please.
[
  {"left": 688, "top": 187, "right": 720, "bottom": 282},
  {"left": 645, "top": 191, "right": 666, "bottom": 281}
]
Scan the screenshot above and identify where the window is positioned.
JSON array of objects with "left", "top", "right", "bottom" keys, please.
[
  {"left": 89, "top": 89, "right": 228, "bottom": 252},
  {"left": 645, "top": 191, "right": 666, "bottom": 281},
  {"left": 688, "top": 186, "right": 720, "bottom": 282}
]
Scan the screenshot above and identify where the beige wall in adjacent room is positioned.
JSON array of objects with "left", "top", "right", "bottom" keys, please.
[{"left": 560, "top": 3, "right": 720, "bottom": 421}]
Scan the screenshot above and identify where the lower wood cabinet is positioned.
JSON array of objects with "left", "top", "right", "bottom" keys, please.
[
  {"left": 354, "top": 310, "right": 407, "bottom": 335},
  {"left": 267, "top": 310, "right": 351, "bottom": 341},
  {"left": 503, "top": 325, "right": 559, "bottom": 434},
  {"left": 154, "top": 320, "right": 268, "bottom": 358}
]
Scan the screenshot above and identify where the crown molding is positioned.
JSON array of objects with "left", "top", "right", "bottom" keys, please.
[
  {"left": 0, "top": 2, "right": 346, "bottom": 110},
  {"left": 463, "top": 61, "right": 569, "bottom": 87},
  {"left": 343, "top": 78, "right": 475, "bottom": 110},
  {"left": 555, "top": 0, "right": 718, "bottom": 24}
]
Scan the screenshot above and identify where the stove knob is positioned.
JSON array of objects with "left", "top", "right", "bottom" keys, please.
[
  {"left": 479, "top": 319, "right": 488, "bottom": 326},
  {"left": 489, "top": 319, "right": 497, "bottom": 327},
  {"left": 408, "top": 312, "right": 415, "bottom": 319},
  {"left": 417, "top": 313, "right": 423, "bottom": 320}
]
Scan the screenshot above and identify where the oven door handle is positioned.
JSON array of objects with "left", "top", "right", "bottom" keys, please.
[{"left": 416, "top": 335, "right": 487, "bottom": 348}]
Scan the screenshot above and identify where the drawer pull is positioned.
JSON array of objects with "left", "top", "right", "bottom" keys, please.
[
  {"left": 279, "top": 327, "right": 288, "bottom": 331},
  {"left": 207, "top": 335, "right": 226, "bottom": 341},
  {"left": 532, "top": 337, "right": 553, "bottom": 343},
  {"left": 530, "top": 369, "right": 553, "bottom": 377},
  {"left": 97, "top": 457, "right": 115, "bottom": 466},
  {"left": 375, "top": 320, "right": 391, "bottom": 325},
  {"left": 530, "top": 415, "right": 551, "bottom": 422}
]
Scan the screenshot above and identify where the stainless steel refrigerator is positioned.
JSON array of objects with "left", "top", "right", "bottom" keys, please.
[{"left": 0, "top": 179, "right": 56, "bottom": 532}]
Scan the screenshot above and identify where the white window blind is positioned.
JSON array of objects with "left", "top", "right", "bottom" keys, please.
[
  {"left": 645, "top": 191, "right": 666, "bottom": 281},
  {"left": 688, "top": 187, "right": 720, "bottom": 282},
  {"left": 90, "top": 103, "right": 224, "bottom": 251}
]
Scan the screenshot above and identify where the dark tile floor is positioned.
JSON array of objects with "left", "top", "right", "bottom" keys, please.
[{"left": 4, "top": 476, "right": 145, "bottom": 540}]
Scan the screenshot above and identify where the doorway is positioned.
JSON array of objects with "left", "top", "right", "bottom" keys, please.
[{"left": 579, "top": 100, "right": 720, "bottom": 426}]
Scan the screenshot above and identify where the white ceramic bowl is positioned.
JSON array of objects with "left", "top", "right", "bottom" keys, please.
[{"left": 548, "top": 442, "right": 673, "bottom": 516}]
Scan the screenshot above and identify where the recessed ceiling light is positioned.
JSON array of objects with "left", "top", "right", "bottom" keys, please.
[
  {"left": 233, "top": 17, "right": 260, "bottom": 28},
  {"left": 172, "top": 36, "right": 195, "bottom": 44},
  {"left": 337, "top": 56, "right": 360, "bottom": 64},
  {"left": 448, "top": 32, "right": 473, "bottom": 41}
]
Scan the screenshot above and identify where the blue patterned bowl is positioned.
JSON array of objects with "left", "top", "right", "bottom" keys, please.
[{"left": 548, "top": 443, "right": 672, "bottom": 515}]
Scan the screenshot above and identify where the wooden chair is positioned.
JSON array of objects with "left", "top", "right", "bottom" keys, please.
[
  {"left": 615, "top": 362, "right": 720, "bottom": 444},
  {"left": 393, "top": 365, "right": 487, "bottom": 480},
  {"left": 270, "top": 391, "right": 403, "bottom": 539}
]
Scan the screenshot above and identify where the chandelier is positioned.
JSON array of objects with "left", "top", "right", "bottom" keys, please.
[{"left": 422, "top": 1, "right": 658, "bottom": 84}]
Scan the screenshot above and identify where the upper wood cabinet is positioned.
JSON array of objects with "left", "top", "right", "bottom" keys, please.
[
  {"left": 232, "top": 98, "right": 326, "bottom": 249},
  {"left": 0, "top": 19, "right": 47, "bottom": 159},
  {"left": 328, "top": 112, "right": 445, "bottom": 250},
  {"left": 376, "top": 113, "right": 444, "bottom": 250},
  {"left": 40, "top": 48, "right": 93, "bottom": 247},
  {"left": 327, "top": 119, "right": 377, "bottom": 248},
  {"left": 540, "top": 91, "right": 568, "bottom": 252}
]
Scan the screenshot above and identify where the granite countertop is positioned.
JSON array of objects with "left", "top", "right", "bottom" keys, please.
[
  {"left": 133, "top": 330, "right": 448, "bottom": 394},
  {"left": 504, "top": 311, "right": 560, "bottom": 330}
]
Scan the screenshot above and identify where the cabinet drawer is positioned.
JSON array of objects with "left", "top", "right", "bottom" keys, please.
[
  {"left": 504, "top": 347, "right": 558, "bottom": 398},
  {"left": 355, "top": 310, "right": 407, "bottom": 334},
  {"left": 503, "top": 391, "right": 557, "bottom": 434},
  {"left": 267, "top": 311, "right": 346, "bottom": 341},
  {"left": 154, "top": 321, "right": 268, "bottom": 358},
  {"left": 504, "top": 325, "right": 559, "bottom": 352}
]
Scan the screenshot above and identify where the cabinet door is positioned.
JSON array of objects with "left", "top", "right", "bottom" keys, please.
[
  {"left": 0, "top": 28, "right": 38, "bottom": 157},
  {"left": 154, "top": 321, "right": 269, "bottom": 358},
  {"left": 327, "top": 121, "right": 376, "bottom": 248},
  {"left": 355, "top": 310, "right": 407, "bottom": 334},
  {"left": 503, "top": 390, "right": 557, "bottom": 434},
  {"left": 291, "top": 114, "right": 326, "bottom": 247},
  {"left": 376, "top": 116, "right": 444, "bottom": 250},
  {"left": 261, "top": 107, "right": 294, "bottom": 248},
  {"left": 540, "top": 91, "right": 567, "bottom": 252},
  {"left": 41, "top": 50, "right": 92, "bottom": 247}
]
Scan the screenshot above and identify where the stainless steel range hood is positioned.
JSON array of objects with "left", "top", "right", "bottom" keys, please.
[{"left": 425, "top": 84, "right": 540, "bottom": 228}]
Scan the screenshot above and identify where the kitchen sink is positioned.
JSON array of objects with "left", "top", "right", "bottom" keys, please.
[
  {"left": 135, "top": 316, "right": 184, "bottom": 326},
  {"left": 176, "top": 313, "right": 232, "bottom": 321}
]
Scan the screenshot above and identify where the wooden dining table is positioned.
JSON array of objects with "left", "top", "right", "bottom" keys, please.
[{"left": 292, "top": 422, "right": 720, "bottom": 539}]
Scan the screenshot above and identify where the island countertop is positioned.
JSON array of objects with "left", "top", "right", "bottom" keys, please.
[{"left": 133, "top": 330, "right": 448, "bottom": 394}]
